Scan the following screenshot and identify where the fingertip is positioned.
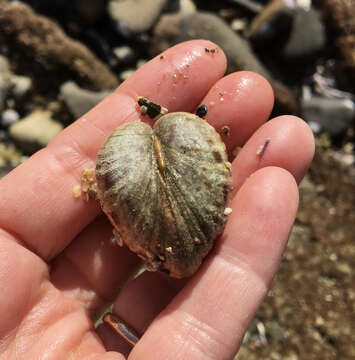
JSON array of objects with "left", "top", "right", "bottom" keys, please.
[
  {"left": 118, "top": 40, "right": 227, "bottom": 112},
  {"left": 232, "top": 115, "right": 315, "bottom": 194},
  {"left": 262, "top": 115, "right": 315, "bottom": 184},
  {"left": 195, "top": 70, "right": 274, "bottom": 152},
  {"left": 275, "top": 114, "right": 315, "bottom": 165}
]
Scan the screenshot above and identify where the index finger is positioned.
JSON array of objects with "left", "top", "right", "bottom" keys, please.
[{"left": 0, "top": 40, "right": 227, "bottom": 260}]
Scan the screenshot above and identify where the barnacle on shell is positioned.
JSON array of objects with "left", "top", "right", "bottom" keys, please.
[{"left": 95, "top": 112, "right": 232, "bottom": 278}]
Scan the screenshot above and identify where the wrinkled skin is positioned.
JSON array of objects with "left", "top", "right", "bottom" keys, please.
[{"left": 0, "top": 40, "right": 314, "bottom": 359}]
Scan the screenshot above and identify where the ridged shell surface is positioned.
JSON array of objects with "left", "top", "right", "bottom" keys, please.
[{"left": 96, "top": 112, "right": 232, "bottom": 278}]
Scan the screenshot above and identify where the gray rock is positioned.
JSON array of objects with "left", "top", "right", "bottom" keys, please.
[
  {"left": 108, "top": 0, "right": 167, "bottom": 33},
  {"left": 152, "top": 12, "right": 298, "bottom": 113},
  {"left": 246, "top": 2, "right": 325, "bottom": 58},
  {"left": 1, "top": 109, "right": 19, "bottom": 127},
  {"left": 302, "top": 96, "right": 355, "bottom": 136},
  {"left": 245, "top": 0, "right": 293, "bottom": 39},
  {"left": 153, "top": 12, "right": 272, "bottom": 77},
  {"left": 9, "top": 109, "right": 63, "bottom": 154},
  {"left": 60, "top": 81, "right": 110, "bottom": 119},
  {"left": 283, "top": 8, "right": 326, "bottom": 58}
]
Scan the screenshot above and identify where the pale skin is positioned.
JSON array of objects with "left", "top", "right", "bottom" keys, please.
[{"left": 0, "top": 40, "right": 314, "bottom": 359}]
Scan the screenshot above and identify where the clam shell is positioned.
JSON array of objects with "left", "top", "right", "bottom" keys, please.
[{"left": 96, "top": 112, "right": 232, "bottom": 278}]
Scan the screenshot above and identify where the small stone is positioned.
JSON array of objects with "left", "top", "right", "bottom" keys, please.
[
  {"left": 108, "top": 0, "right": 167, "bottom": 33},
  {"left": 10, "top": 75, "right": 32, "bottom": 98},
  {"left": 1, "top": 109, "right": 19, "bottom": 127},
  {"left": 230, "top": 18, "right": 247, "bottom": 32},
  {"left": 72, "top": 185, "right": 82, "bottom": 198},
  {"left": 178, "top": 0, "right": 196, "bottom": 15},
  {"left": 283, "top": 8, "right": 326, "bottom": 58},
  {"left": 224, "top": 207, "right": 232, "bottom": 215},
  {"left": 9, "top": 109, "right": 63, "bottom": 154},
  {"left": 113, "top": 46, "right": 135, "bottom": 63},
  {"left": 60, "top": 81, "right": 110, "bottom": 119},
  {"left": 81, "top": 168, "right": 98, "bottom": 201},
  {"left": 302, "top": 96, "right": 355, "bottom": 137},
  {"left": 165, "top": 247, "right": 173, "bottom": 254}
]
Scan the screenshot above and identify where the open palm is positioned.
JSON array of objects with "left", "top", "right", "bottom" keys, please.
[{"left": 0, "top": 40, "right": 314, "bottom": 359}]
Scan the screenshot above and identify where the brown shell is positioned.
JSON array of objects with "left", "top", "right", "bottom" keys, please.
[{"left": 95, "top": 112, "right": 232, "bottom": 278}]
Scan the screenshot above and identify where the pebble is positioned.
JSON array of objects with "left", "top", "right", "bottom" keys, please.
[
  {"left": 165, "top": 0, "right": 196, "bottom": 15},
  {"left": 113, "top": 46, "right": 135, "bottom": 63},
  {"left": 9, "top": 109, "right": 63, "bottom": 154},
  {"left": 108, "top": 0, "right": 167, "bottom": 33},
  {"left": 302, "top": 95, "right": 355, "bottom": 137},
  {"left": 11, "top": 75, "right": 32, "bottom": 98},
  {"left": 230, "top": 18, "right": 248, "bottom": 32},
  {"left": 283, "top": 8, "right": 325, "bottom": 58},
  {"left": 177, "top": 0, "right": 196, "bottom": 15},
  {"left": 1, "top": 109, "right": 19, "bottom": 127},
  {"left": 60, "top": 81, "right": 110, "bottom": 119},
  {"left": 246, "top": 3, "right": 325, "bottom": 58},
  {"left": 224, "top": 207, "right": 233, "bottom": 215}
]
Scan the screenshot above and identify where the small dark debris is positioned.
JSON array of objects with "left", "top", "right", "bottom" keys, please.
[
  {"left": 196, "top": 104, "right": 208, "bottom": 118},
  {"left": 221, "top": 125, "right": 230, "bottom": 136},
  {"left": 137, "top": 96, "right": 168, "bottom": 119},
  {"left": 256, "top": 138, "right": 271, "bottom": 159},
  {"left": 205, "top": 47, "right": 217, "bottom": 54}
]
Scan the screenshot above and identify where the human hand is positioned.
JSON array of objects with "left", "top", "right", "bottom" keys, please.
[{"left": 0, "top": 40, "right": 314, "bottom": 359}]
